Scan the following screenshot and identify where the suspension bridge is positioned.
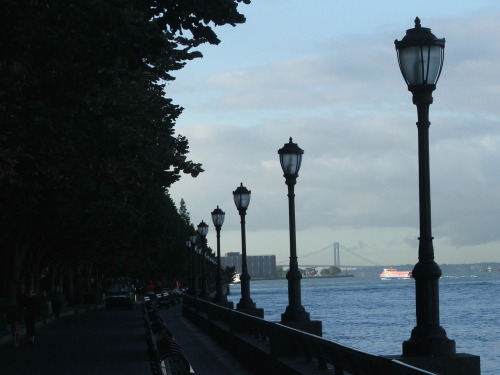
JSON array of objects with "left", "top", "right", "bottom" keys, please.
[{"left": 277, "top": 242, "right": 384, "bottom": 269}]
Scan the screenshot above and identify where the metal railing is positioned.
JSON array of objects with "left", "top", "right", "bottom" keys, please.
[
  {"left": 183, "top": 295, "right": 438, "bottom": 375},
  {"left": 143, "top": 297, "right": 192, "bottom": 375}
]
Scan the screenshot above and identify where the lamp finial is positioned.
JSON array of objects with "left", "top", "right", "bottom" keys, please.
[{"left": 415, "top": 17, "right": 421, "bottom": 28}]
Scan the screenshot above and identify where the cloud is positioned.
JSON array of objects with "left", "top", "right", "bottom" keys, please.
[{"left": 169, "top": 9, "right": 500, "bottom": 264}]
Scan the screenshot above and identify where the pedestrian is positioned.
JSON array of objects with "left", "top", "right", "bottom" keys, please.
[
  {"left": 51, "top": 286, "right": 64, "bottom": 321},
  {"left": 6, "top": 303, "right": 23, "bottom": 347},
  {"left": 173, "top": 279, "right": 181, "bottom": 291},
  {"left": 20, "top": 286, "right": 42, "bottom": 345},
  {"left": 154, "top": 279, "right": 162, "bottom": 292},
  {"left": 134, "top": 279, "right": 142, "bottom": 301}
]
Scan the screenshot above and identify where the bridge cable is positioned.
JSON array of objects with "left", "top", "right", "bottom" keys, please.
[
  {"left": 276, "top": 243, "right": 333, "bottom": 264},
  {"left": 278, "top": 243, "right": 383, "bottom": 267},
  {"left": 338, "top": 244, "right": 382, "bottom": 266}
]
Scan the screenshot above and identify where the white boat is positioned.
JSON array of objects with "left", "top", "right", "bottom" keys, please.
[
  {"left": 380, "top": 268, "right": 412, "bottom": 280},
  {"left": 230, "top": 274, "right": 241, "bottom": 285}
]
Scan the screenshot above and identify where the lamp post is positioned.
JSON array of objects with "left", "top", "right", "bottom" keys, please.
[
  {"left": 185, "top": 237, "right": 192, "bottom": 293},
  {"left": 211, "top": 205, "right": 230, "bottom": 305},
  {"left": 233, "top": 183, "right": 259, "bottom": 313},
  {"left": 189, "top": 233, "right": 198, "bottom": 295},
  {"left": 197, "top": 220, "right": 209, "bottom": 299},
  {"left": 395, "top": 17, "right": 455, "bottom": 357},
  {"left": 195, "top": 244, "right": 201, "bottom": 294},
  {"left": 278, "top": 137, "right": 310, "bottom": 322},
  {"left": 277, "top": 138, "right": 321, "bottom": 335}
]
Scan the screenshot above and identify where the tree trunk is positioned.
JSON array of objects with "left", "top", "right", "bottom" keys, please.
[
  {"left": 67, "top": 268, "right": 75, "bottom": 306},
  {"left": 6, "top": 237, "right": 27, "bottom": 303}
]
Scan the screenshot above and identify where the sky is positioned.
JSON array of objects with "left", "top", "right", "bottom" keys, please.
[{"left": 167, "top": 0, "right": 500, "bottom": 267}]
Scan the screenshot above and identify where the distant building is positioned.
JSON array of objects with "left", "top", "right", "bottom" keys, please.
[{"left": 221, "top": 252, "right": 277, "bottom": 279}]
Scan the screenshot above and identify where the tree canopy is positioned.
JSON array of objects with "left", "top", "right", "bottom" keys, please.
[
  {"left": 0, "top": 0, "right": 250, "bottom": 302},
  {"left": 320, "top": 266, "right": 342, "bottom": 277}
]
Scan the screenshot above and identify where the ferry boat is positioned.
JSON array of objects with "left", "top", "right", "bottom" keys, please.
[{"left": 379, "top": 268, "right": 412, "bottom": 280}]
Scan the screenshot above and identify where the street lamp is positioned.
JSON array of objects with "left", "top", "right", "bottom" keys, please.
[
  {"left": 197, "top": 220, "right": 209, "bottom": 299},
  {"left": 278, "top": 137, "right": 310, "bottom": 322},
  {"left": 395, "top": 17, "right": 455, "bottom": 356},
  {"left": 185, "top": 237, "right": 192, "bottom": 293},
  {"left": 211, "top": 205, "right": 230, "bottom": 305},
  {"left": 189, "top": 233, "right": 198, "bottom": 295},
  {"left": 233, "top": 183, "right": 258, "bottom": 312},
  {"left": 194, "top": 244, "right": 201, "bottom": 295}
]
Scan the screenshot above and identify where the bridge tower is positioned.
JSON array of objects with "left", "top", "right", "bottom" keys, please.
[{"left": 333, "top": 242, "right": 340, "bottom": 268}]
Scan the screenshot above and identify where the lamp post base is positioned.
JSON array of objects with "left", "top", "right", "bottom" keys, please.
[
  {"left": 403, "top": 335, "right": 456, "bottom": 357},
  {"left": 385, "top": 354, "right": 480, "bottom": 375},
  {"left": 403, "top": 321, "right": 456, "bottom": 357},
  {"left": 281, "top": 306, "right": 310, "bottom": 323}
]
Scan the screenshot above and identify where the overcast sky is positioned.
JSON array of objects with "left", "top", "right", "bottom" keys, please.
[{"left": 167, "top": 0, "right": 500, "bottom": 267}]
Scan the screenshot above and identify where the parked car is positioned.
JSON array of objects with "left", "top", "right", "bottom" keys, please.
[{"left": 104, "top": 282, "right": 134, "bottom": 309}]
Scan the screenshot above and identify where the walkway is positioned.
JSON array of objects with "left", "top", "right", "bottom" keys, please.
[{"left": 0, "top": 303, "right": 258, "bottom": 375}]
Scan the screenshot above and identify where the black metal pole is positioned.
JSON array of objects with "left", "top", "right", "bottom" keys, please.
[
  {"left": 187, "top": 242, "right": 193, "bottom": 294},
  {"left": 403, "top": 86, "right": 455, "bottom": 356},
  {"left": 281, "top": 177, "right": 309, "bottom": 322},
  {"left": 197, "top": 247, "right": 202, "bottom": 296},
  {"left": 236, "top": 209, "right": 256, "bottom": 310},
  {"left": 199, "top": 236, "right": 209, "bottom": 298},
  {"left": 214, "top": 224, "right": 227, "bottom": 303},
  {"left": 190, "top": 246, "right": 196, "bottom": 295},
  {"left": 190, "top": 246, "right": 197, "bottom": 296}
]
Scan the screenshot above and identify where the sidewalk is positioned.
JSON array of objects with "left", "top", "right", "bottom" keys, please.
[
  {"left": 158, "top": 303, "right": 258, "bottom": 375},
  {"left": 0, "top": 302, "right": 259, "bottom": 375},
  {"left": 0, "top": 304, "right": 100, "bottom": 346},
  {"left": 0, "top": 304, "right": 151, "bottom": 375}
]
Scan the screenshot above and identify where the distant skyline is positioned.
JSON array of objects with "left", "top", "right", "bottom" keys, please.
[{"left": 168, "top": 0, "right": 500, "bottom": 266}]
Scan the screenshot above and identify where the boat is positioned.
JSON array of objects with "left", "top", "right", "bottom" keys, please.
[
  {"left": 229, "top": 274, "right": 241, "bottom": 285},
  {"left": 379, "top": 268, "right": 412, "bottom": 280}
]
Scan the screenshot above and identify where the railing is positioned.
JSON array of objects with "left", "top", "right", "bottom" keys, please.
[
  {"left": 143, "top": 296, "right": 192, "bottom": 375},
  {"left": 183, "top": 295, "right": 438, "bottom": 375}
]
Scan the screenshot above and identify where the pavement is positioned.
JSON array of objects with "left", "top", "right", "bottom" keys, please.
[
  {"left": 0, "top": 301, "right": 259, "bottom": 375},
  {"left": 159, "top": 303, "right": 258, "bottom": 375}
]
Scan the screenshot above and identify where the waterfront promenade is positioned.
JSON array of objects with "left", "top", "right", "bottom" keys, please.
[
  {"left": 0, "top": 295, "right": 481, "bottom": 375},
  {"left": 0, "top": 302, "right": 258, "bottom": 375}
]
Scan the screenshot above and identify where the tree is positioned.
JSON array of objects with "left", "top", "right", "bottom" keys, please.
[
  {"left": 320, "top": 266, "right": 342, "bottom": 276},
  {"left": 0, "top": 0, "right": 250, "bottom": 302},
  {"left": 276, "top": 266, "right": 287, "bottom": 278},
  {"left": 222, "top": 266, "right": 237, "bottom": 284},
  {"left": 178, "top": 198, "right": 191, "bottom": 226}
]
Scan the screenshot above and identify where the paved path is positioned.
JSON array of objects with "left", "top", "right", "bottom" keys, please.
[
  {"left": 0, "top": 305, "right": 151, "bottom": 375},
  {"left": 0, "top": 302, "right": 259, "bottom": 375},
  {"left": 158, "top": 303, "right": 257, "bottom": 375}
]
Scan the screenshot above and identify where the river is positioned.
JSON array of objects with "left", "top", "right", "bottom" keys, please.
[{"left": 227, "top": 272, "right": 499, "bottom": 375}]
